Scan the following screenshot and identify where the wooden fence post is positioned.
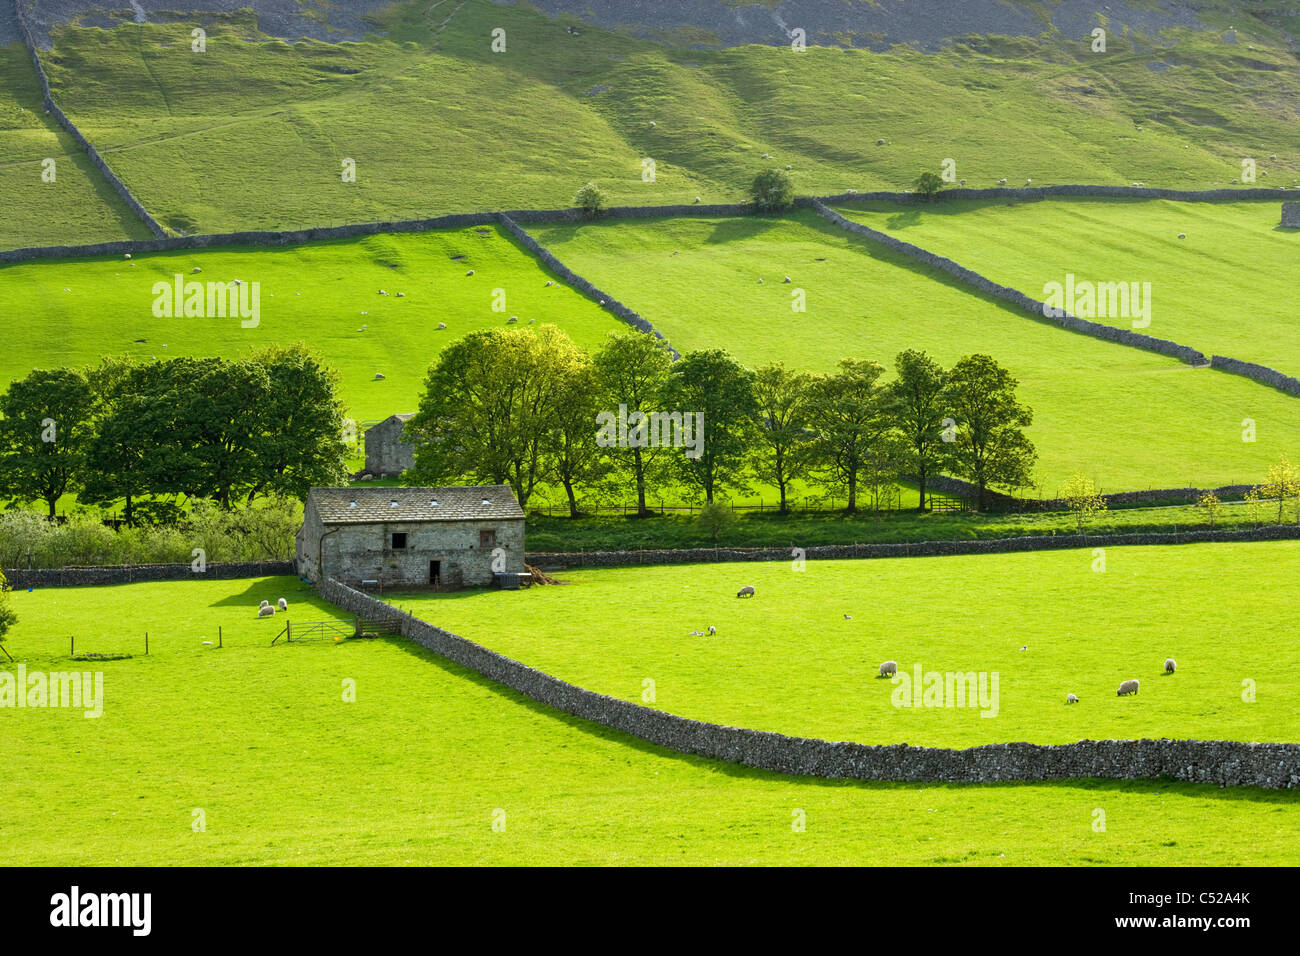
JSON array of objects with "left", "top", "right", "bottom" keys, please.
[
  {"left": 70, "top": 636, "right": 74, "bottom": 657},
  {"left": 219, "top": 626, "right": 223, "bottom": 648},
  {"left": 145, "top": 632, "right": 149, "bottom": 655}
]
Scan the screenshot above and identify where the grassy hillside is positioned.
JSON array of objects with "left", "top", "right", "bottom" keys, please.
[
  {"left": 837, "top": 198, "right": 1300, "bottom": 375},
  {"left": 407, "top": 542, "right": 1300, "bottom": 749},
  {"left": 2, "top": 575, "right": 1297, "bottom": 865},
  {"left": 18, "top": 0, "right": 1299, "bottom": 243},
  {"left": 0, "top": 44, "right": 153, "bottom": 249},
  {"left": 528, "top": 211, "right": 1300, "bottom": 492},
  {"left": 0, "top": 224, "right": 623, "bottom": 423}
]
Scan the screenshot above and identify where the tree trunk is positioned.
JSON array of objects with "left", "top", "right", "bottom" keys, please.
[
  {"left": 777, "top": 478, "right": 788, "bottom": 515},
  {"left": 563, "top": 477, "right": 579, "bottom": 518},
  {"left": 917, "top": 468, "right": 927, "bottom": 511},
  {"left": 633, "top": 449, "right": 649, "bottom": 516},
  {"left": 46, "top": 497, "right": 57, "bottom": 521},
  {"left": 846, "top": 474, "right": 857, "bottom": 514},
  {"left": 124, "top": 494, "right": 134, "bottom": 527}
]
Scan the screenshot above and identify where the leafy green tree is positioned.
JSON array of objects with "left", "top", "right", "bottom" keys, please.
[
  {"left": 547, "top": 354, "right": 612, "bottom": 517},
  {"left": 750, "top": 168, "right": 794, "bottom": 211},
  {"left": 696, "top": 500, "right": 736, "bottom": 545},
  {"left": 806, "top": 359, "right": 890, "bottom": 513},
  {"left": 592, "top": 331, "right": 675, "bottom": 516},
  {"left": 407, "top": 325, "right": 584, "bottom": 509},
  {"left": 245, "top": 343, "right": 349, "bottom": 502},
  {"left": 574, "top": 182, "right": 608, "bottom": 218},
  {"left": 1059, "top": 473, "right": 1108, "bottom": 533},
  {"left": 1258, "top": 456, "right": 1300, "bottom": 524},
  {"left": 1196, "top": 491, "right": 1221, "bottom": 529},
  {"left": 664, "top": 349, "right": 758, "bottom": 504},
  {"left": 887, "top": 349, "right": 949, "bottom": 511},
  {"left": 944, "top": 354, "right": 1036, "bottom": 511},
  {"left": 914, "top": 171, "right": 944, "bottom": 199},
  {"left": 751, "top": 363, "right": 815, "bottom": 514},
  {"left": 0, "top": 368, "right": 95, "bottom": 519}
]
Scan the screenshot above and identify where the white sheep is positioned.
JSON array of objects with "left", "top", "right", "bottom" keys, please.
[
  {"left": 260, "top": 600, "right": 270, "bottom": 608},
  {"left": 277, "top": 598, "right": 288, "bottom": 611},
  {"left": 1117, "top": 678, "right": 1140, "bottom": 696},
  {"left": 437, "top": 322, "right": 447, "bottom": 329},
  {"left": 998, "top": 178, "right": 1007, "bottom": 185},
  {"left": 1164, "top": 658, "right": 1176, "bottom": 673},
  {"left": 1066, "top": 693, "right": 1079, "bottom": 704},
  {"left": 258, "top": 605, "right": 275, "bottom": 618},
  {"left": 736, "top": 585, "right": 755, "bottom": 598},
  {"left": 879, "top": 660, "right": 897, "bottom": 678},
  {"left": 707, "top": 625, "right": 717, "bottom": 636},
  {"left": 1178, "top": 233, "right": 1186, "bottom": 239}
]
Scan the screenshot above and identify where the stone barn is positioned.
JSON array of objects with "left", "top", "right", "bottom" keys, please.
[
  {"left": 1283, "top": 203, "right": 1300, "bottom": 228},
  {"left": 363, "top": 414, "right": 416, "bottom": 477},
  {"left": 296, "top": 485, "right": 526, "bottom": 590}
]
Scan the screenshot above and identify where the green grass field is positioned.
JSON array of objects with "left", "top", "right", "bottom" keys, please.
[
  {"left": 0, "top": 45, "right": 152, "bottom": 249},
  {"left": 837, "top": 198, "right": 1300, "bottom": 375},
  {"left": 11, "top": 0, "right": 1295, "bottom": 244},
  {"left": 3, "top": 574, "right": 1298, "bottom": 865},
  {"left": 404, "top": 542, "right": 1300, "bottom": 749},
  {"left": 528, "top": 211, "right": 1300, "bottom": 492},
  {"left": 0, "top": 224, "right": 621, "bottom": 423}
]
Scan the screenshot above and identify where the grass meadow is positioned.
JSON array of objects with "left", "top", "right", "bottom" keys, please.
[
  {"left": 528, "top": 211, "right": 1300, "bottom": 492},
  {"left": 13, "top": 0, "right": 1296, "bottom": 241},
  {"left": 2, "top": 574, "right": 1298, "bottom": 865},
  {"left": 0, "top": 45, "right": 151, "bottom": 249},
  {"left": 0, "top": 224, "right": 621, "bottom": 423},
  {"left": 404, "top": 542, "right": 1300, "bottom": 749},
  {"left": 837, "top": 198, "right": 1300, "bottom": 375}
]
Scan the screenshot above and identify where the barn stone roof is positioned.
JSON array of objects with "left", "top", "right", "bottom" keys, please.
[
  {"left": 365, "top": 413, "right": 415, "bottom": 433},
  {"left": 307, "top": 485, "right": 524, "bottom": 524}
]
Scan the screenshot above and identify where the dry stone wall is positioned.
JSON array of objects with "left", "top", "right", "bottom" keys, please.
[
  {"left": 525, "top": 524, "right": 1300, "bottom": 568},
  {"left": 13, "top": 0, "right": 166, "bottom": 237},
  {"left": 318, "top": 577, "right": 1300, "bottom": 789},
  {"left": 3, "top": 560, "right": 295, "bottom": 588}
]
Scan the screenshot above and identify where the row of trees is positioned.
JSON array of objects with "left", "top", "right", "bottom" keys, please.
[
  {"left": 407, "top": 326, "right": 1037, "bottom": 514},
  {"left": 0, "top": 345, "right": 349, "bottom": 522}
]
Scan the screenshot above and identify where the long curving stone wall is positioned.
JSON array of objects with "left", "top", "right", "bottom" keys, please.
[
  {"left": 924, "top": 474, "right": 1258, "bottom": 511},
  {"left": 3, "top": 560, "right": 296, "bottom": 589},
  {"left": 525, "top": 524, "right": 1300, "bottom": 568},
  {"left": 808, "top": 200, "right": 1209, "bottom": 366},
  {"left": 317, "top": 577, "right": 1300, "bottom": 789},
  {"left": 497, "top": 212, "right": 681, "bottom": 358},
  {"left": 13, "top": 0, "right": 166, "bottom": 238}
]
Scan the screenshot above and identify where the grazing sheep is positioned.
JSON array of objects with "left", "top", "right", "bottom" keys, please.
[
  {"left": 879, "top": 660, "right": 897, "bottom": 678},
  {"left": 374, "top": 372, "right": 386, "bottom": 380},
  {"left": 437, "top": 322, "right": 446, "bottom": 329},
  {"left": 1164, "top": 658, "right": 1176, "bottom": 673},
  {"left": 785, "top": 164, "right": 792, "bottom": 170},
  {"left": 706, "top": 625, "right": 717, "bottom": 637},
  {"left": 736, "top": 585, "right": 755, "bottom": 598},
  {"left": 507, "top": 316, "right": 518, "bottom": 323},
  {"left": 466, "top": 269, "right": 475, "bottom": 276},
  {"left": 124, "top": 253, "right": 132, "bottom": 260},
  {"left": 1178, "top": 233, "right": 1186, "bottom": 239},
  {"left": 1066, "top": 693, "right": 1079, "bottom": 704},
  {"left": 783, "top": 276, "right": 791, "bottom": 283},
  {"left": 277, "top": 598, "right": 288, "bottom": 611},
  {"left": 843, "top": 614, "right": 852, "bottom": 620},
  {"left": 693, "top": 196, "right": 701, "bottom": 203},
  {"left": 998, "top": 178, "right": 1007, "bottom": 185},
  {"left": 1117, "top": 678, "right": 1140, "bottom": 696},
  {"left": 876, "top": 138, "right": 885, "bottom": 146},
  {"left": 192, "top": 267, "right": 201, "bottom": 274},
  {"left": 258, "top": 605, "right": 275, "bottom": 618}
]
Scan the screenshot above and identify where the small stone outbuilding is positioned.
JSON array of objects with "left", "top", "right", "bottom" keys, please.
[
  {"left": 364, "top": 414, "right": 416, "bottom": 477},
  {"left": 296, "top": 485, "right": 526, "bottom": 590},
  {"left": 1283, "top": 202, "right": 1300, "bottom": 228}
]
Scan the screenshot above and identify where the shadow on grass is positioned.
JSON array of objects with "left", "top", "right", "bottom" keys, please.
[{"left": 378, "top": 631, "right": 1300, "bottom": 804}]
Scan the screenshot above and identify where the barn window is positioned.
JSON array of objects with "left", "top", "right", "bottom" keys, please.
[
  {"left": 391, "top": 532, "right": 408, "bottom": 550},
  {"left": 479, "top": 529, "right": 496, "bottom": 549}
]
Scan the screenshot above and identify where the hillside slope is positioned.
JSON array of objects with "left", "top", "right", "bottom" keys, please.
[{"left": 10, "top": 0, "right": 1297, "bottom": 243}]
